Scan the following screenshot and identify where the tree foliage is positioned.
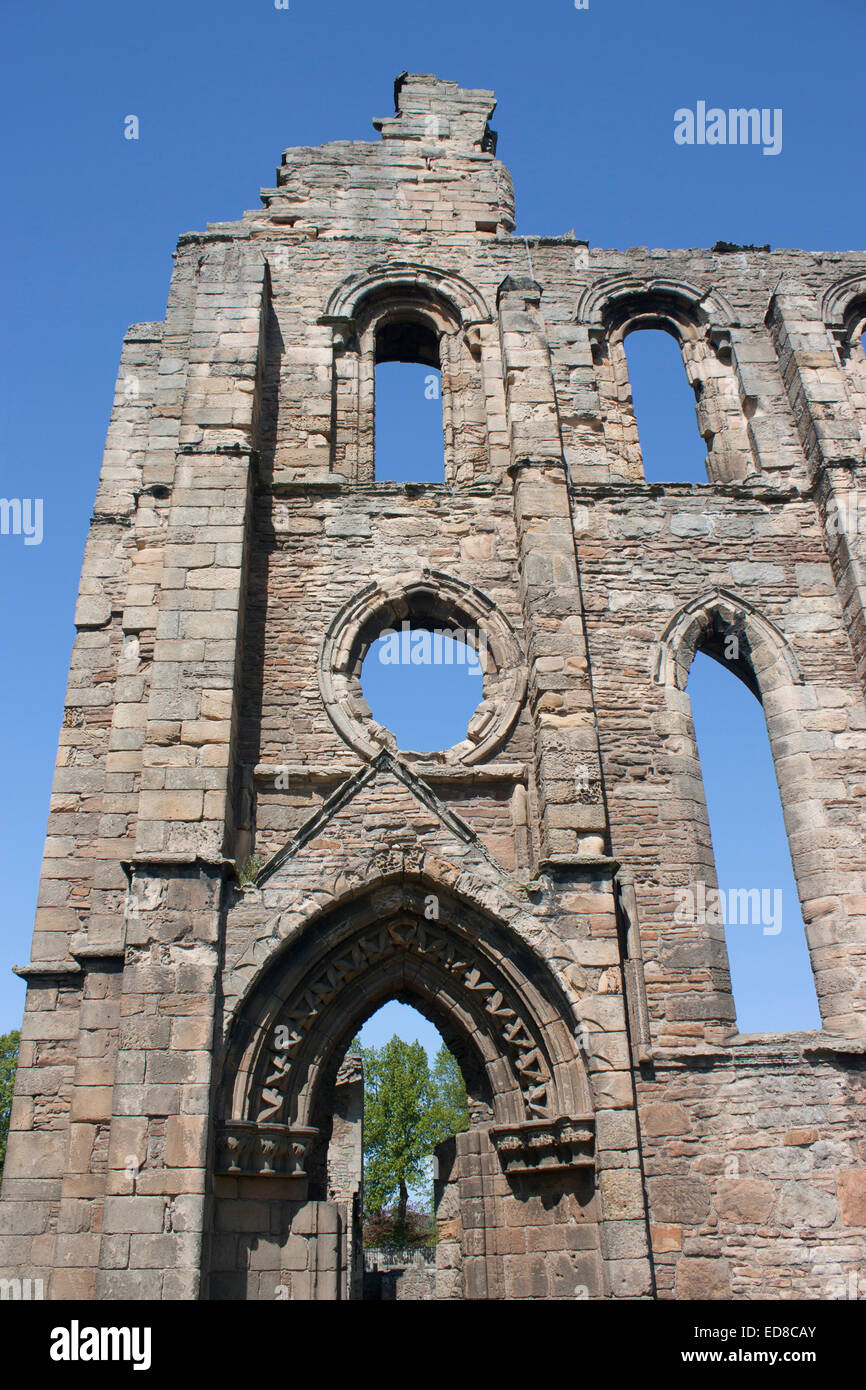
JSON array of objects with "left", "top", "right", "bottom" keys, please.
[
  {"left": 356, "top": 1033, "right": 469, "bottom": 1244},
  {"left": 0, "top": 1030, "right": 20, "bottom": 1181},
  {"left": 362, "top": 1205, "right": 435, "bottom": 1249},
  {"left": 429, "top": 1044, "right": 470, "bottom": 1147}
]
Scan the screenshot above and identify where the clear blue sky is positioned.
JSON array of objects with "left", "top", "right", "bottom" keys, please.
[{"left": 2, "top": 0, "right": 859, "bottom": 1037}]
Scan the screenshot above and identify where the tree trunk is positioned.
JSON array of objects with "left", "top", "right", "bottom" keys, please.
[{"left": 396, "top": 1179, "right": 408, "bottom": 1243}]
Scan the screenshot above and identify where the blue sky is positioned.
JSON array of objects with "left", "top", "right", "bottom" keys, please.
[{"left": 1, "top": 0, "right": 860, "bottom": 1037}]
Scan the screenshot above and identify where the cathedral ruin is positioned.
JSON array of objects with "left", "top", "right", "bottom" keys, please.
[{"left": 1, "top": 74, "right": 865, "bottom": 1300}]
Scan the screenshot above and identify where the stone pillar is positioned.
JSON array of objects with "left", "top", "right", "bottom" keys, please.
[
  {"left": 0, "top": 295, "right": 194, "bottom": 1292},
  {"left": 768, "top": 287, "right": 866, "bottom": 687},
  {"left": 325, "top": 1055, "right": 364, "bottom": 1300},
  {"left": 433, "top": 1135, "right": 463, "bottom": 1299},
  {"left": 96, "top": 864, "right": 221, "bottom": 1298},
  {"left": 727, "top": 324, "right": 805, "bottom": 483},
  {"left": 498, "top": 275, "right": 607, "bottom": 862}
]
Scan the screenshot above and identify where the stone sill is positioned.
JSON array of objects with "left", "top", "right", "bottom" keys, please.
[
  {"left": 252, "top": 760, "right": 528, "bottom": 786},
  {"left": 650, "top": 1031, "right": 866, "bottom": 1069},
  {"left": 13, "top": 944, "right": 126, "bottom": 981},
  {"left": 537, "top": 853, "right": 620, "bottom": 874},
  {"left": 267, "top": 479, "right": 505, "bottom": 497},
  {"left": 569, "top": 480, "right": 800, "bottom": 503},
  {"left": 12, "top": 960, "right": 83, "bottom": 981}
]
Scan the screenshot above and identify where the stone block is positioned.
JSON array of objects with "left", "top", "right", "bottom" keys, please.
[{"left": 676, "top": 1257, "right": 732, "bottom": 1301}]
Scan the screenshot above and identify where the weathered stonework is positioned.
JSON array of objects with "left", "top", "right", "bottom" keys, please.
[{"left": 1, "top": 73, "right": 865, "bottom": 1300}]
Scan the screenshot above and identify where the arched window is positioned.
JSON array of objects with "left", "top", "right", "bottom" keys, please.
[
  {"left": 584, "top": 280, "right": 755, "bottom": 484},
  {"left": 308, "top": 999, "right": 470, "bottom": 1298},
  {"left": 350, "top": 1002, "right": 468, "bottom": 1249},
  {"left": 836, "top": 294, "right": 866, "bottom": 382},
  {"left": 326, "top": 275, "right": 493, "bottom": 485},
  {"left": 653, "top": 591, "right": 846, "bottom": 1034},
  {"left": 849, "top": 302, "right": 866, "bottom": 390},
  {"left": 823, "top": 279, "right": 866, "bottom": 408},
  {"left": 623, "top": 327, "right": 707, "bottom": 483},
  {"left": 685, "top": 645, "right": 820, "bottom": 1032},
  {"left": 374, "top": 316, "right": 444, "bottom": 482}
]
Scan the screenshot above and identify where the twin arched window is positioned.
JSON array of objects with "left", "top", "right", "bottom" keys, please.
[
  {"left": 327, "top": 283, "right": 492, "bottom": 485},
  {"left": 588, "top": 288, "right": 757, "bottom": 486}
]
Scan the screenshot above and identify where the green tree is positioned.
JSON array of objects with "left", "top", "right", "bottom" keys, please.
[
  {"left": 360, "top": 1036, "right": 435, "bottom": 1240},
  {"left": 357, "top": 1034, "right": 470, "bottom": 1244},
  {"left": 429, "top": 1043, "right": 470, "bottom": 1146},
  {"left": 0, "top": 1030, "right": 20, "bottom": 1183}
]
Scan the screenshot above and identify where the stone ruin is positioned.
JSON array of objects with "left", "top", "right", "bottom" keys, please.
[{"left": 0, "top": 73, "right": 865, "bottom": 1300}]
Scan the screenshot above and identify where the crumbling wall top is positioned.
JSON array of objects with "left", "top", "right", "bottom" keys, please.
[{"left": 373, "top": 72, "right": 498, "bottom": 153}]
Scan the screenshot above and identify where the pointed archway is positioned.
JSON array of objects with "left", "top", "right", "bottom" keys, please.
[{"left": 209, "top": 876, "right": 603, "bottom": 1300}]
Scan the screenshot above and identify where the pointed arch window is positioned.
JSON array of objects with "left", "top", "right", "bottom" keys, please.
[
  {"left": 686, "top": 644, "right": 820, "bottom": 1031},
  {"left": 656, "top": 594, "right": 825, "bottom": 1034}
]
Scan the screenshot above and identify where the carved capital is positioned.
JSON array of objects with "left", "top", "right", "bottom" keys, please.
[
  {"left": 216, "top": 1121, "right": 319, "bottom": 1177},
  {"left": 489, "top": 1114, "right": 595, "bottom": 1176}
]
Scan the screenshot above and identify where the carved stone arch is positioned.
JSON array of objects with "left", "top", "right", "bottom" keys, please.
[
  {"left": 221, "top": 846, "right": 547, "bottom": 1028},
  {"left": 653, "top": 587, "right": 805, "bottom": 698},
  {"left": 216, "top": 874, "right": 593, "bottom": 1172},
  {"left": 222, "top": 852, "right": 609, "bottom": 1101},
  {"left": 323, "top": 261, "right": 493, "bottom": 330},
  {"left": 211, "top": 872, "right": 614, "bottom": 1302},
  {"left": 576, "top": 273, "right": 736, "bottom": 343},
  {"left": 318, "top": 567, "right": 527, "bottom": 764},
  {"left": 822, "top": 273, "right": 866, "bottom": 363}
]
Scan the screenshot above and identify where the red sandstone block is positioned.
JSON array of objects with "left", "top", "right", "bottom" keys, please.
[
  {"left": 838, "top": 1170, "right": 866, "bottom": 1225},
  {"left": 650, "top": 1224, "right": 682, "bottom": 1253}
]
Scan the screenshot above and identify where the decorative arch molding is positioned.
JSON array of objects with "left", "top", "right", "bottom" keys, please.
[
  {"left": 216, "top": 876, "right": 594, "bottom": 1180},
  {"left": 223, "top": 847, "right": 556, "bottom": 1029},
  {"left": 318, "top": 568, "right": 527, "bottom": 764},
  {"left": 322, "top": 261, "right": 493, "bottom": 332},
  {"left": 576, "top": 274, "right": 737, "bottom": 343},
  {"left": 653, "top": 587, "right": 805, "bottom": 696},
  {"left": 822, "top": 273, "right": 866, "bottom": 359}
]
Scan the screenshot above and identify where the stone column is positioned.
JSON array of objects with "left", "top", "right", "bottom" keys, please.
[
  {"left": 768, "top": 286, "right": 866, "bottom": 687},
  {"left": 497, "top": 275, "right": 607, "bottom": 862},
  {"left": 496, "top": 276, "right": 653, "bottom": 1299}
]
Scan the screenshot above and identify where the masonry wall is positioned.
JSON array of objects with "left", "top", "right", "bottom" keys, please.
[{"left": 1, "top": 72, "right": 865, "bottom": 1301}]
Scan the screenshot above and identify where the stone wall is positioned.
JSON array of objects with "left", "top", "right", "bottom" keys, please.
[{"left": 363, "top": 1247, "right": 436, "bottom": 1301}]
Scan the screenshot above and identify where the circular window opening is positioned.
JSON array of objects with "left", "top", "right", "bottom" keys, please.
[
  {"left": 361, "top": 623, "right": 484, "bottom": 753},
  {"left": 319, "top": 574, "right": 527, "bottom": 766}
]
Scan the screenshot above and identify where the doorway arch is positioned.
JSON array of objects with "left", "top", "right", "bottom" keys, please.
[{"left": 209, "top": 877, "right": 603, "bottom": 1300}]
